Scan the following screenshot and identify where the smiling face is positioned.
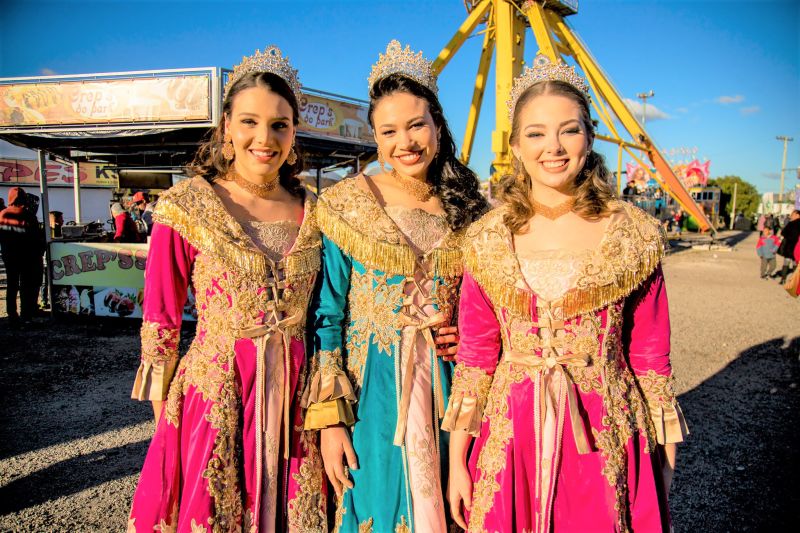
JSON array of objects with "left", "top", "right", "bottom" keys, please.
[
  {"left": 224, "top": 86, "right": 295, "bottom": 183},
  {"left": 372, "top": 91, "right": 439, "bottom": 180},
  {"left": 511, "top": 92, "right": 592, "bottom": 197}
]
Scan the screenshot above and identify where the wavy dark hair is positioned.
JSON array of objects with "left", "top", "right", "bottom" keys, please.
[
  {"left": 368, "top": 74, "right": 488, "bottom": 231},
  {"left": 188, "top": 71, "right": 305, "bottom": 199},
  {"left": 497, "top": 80, "right": 618, "bottom": 234}
]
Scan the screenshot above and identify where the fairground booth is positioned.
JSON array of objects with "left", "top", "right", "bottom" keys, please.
[{"left": 0, "top": 68, "right": 376, "bottom": 319}]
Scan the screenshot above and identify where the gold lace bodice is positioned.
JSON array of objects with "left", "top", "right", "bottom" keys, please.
[
  {"left": 384, "top": 205, "right": 448, "bottom": 255},
  {"left": 516, "top": 249, "right": 593, "bottom": 302},
  {"left": 240, "top": 219, "right": 300, "bottom": 262}
]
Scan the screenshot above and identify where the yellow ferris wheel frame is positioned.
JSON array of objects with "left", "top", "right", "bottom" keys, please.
[{"left": 432, "top": 0, "right": 713, "bottom": 233}]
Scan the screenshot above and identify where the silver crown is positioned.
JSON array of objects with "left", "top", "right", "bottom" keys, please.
[
  {"left": 507, "top": 54, "right": 590, "bottom": 118},
  {"left": 224, "top": 45, "right": 302, "bottom": 101},
  {"left": 368, "top": 40, "right": 438, "bottom": 94}
]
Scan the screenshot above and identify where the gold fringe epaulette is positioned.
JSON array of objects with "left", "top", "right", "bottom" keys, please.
[
  {"left": 463, "top": 207, "right": 533, "bottom": 317},
  {"left": 153, "top": 177, "right": 320, "bottom": 280},
  {"left": 463, "top": 202, "right": 666, "bottom": 319},
  {"left": 558, "top": 201, "right": 665, "bottom": 318},
  {"left": 316, "top": 178, "right": 463, "bottom": 278}
]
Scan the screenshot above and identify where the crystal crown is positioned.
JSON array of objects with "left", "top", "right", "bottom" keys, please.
[
  {"left": 224, "top": 45, "right": 302, "bottom": 101},
  {"left": 507, "top": 54, "right": 590, "bottom": 118},
  {"left": 368, "top": 40, "right": 438, "bottom": 95}
]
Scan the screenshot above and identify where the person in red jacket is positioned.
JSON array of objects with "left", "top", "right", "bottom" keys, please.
[
  {"left": 0, "top": 187, "right": 43, "bottom": 325},
  {"left": 110, "top": 202, "right": 144, "bottom": 243}
]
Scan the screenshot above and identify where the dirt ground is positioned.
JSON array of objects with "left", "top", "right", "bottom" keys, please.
[{"left": 0, "top": 230, "right": 798, "bottom": 532}]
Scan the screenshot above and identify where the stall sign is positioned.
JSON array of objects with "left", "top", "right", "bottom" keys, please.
[
  {"left": 298, "top": 93, "right": 373, "bottom": 144},
  {"left": 51, "top": 242, "right": 147, "bottom": 287},
  {"left": 0, "top": 158, "right": 118, "bottom": 187},
  {"left": 49, "top": 241, "right": 197, "bottom": 321},
  {"left": 0, "top": 75, "right": 211, "bottom": 127}
]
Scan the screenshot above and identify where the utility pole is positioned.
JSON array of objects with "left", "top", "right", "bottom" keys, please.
[
  {"left": 636, "top": 90, "right": 655, "bottom": 127},
  {"left": 729, "top": 182, "right": 738, "bottom": 230},
  {"left": 776, "top": 135, "right": 793, "bottom": 210}
]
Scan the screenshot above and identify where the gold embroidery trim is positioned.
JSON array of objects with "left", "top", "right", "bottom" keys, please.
[
  {"left": 464, "top": 202, "right": 665, "bottom": 320},
  {"left": 154, "top": 177, "right": 320, "bottom": 280},
  {"left": 441, "top": 364, "right": 492, "bottom": 436},
  {"left": 316, "top": 178, "right": 463, "bottom": 277},
  {"left": 636, "top": 369, "right": 689, "bottom": 444},
  {"left": 303, "top": 348, "right": 357, "bottom": 429}
]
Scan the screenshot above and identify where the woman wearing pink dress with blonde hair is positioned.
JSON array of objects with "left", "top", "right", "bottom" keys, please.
[
  {"left": 127, "top": 46, "right": 326, "bottom": 532},
  {"left": 444, "top": 55, "right": 688, "bottom": 532}
]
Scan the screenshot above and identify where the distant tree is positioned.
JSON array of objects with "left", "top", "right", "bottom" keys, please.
[{"left": 708, "top": 175, "right": 760, "bottom": 223}]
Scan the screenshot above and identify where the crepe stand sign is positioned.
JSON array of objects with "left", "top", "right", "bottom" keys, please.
[{"left": 49, "top": 241, "right": 196, "bottom": 320}]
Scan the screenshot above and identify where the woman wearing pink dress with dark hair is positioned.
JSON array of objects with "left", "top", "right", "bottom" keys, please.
[
  {"left": 127, "top": 46, "right": 326, "bottom": 532},
  {"left": 444, "top": 55, "right": 688, "bottom": 532}
]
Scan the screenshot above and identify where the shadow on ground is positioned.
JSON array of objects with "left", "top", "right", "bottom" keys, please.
[{"left": 671, "top": 336, "right": 800, "bottom": 532}]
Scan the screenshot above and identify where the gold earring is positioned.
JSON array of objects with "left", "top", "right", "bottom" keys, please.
[
  {"left": 222, "top": 133, "right": 234, "bottom": 161},
  {"left": 377, "top": 148, "right": 386, "bottom": 173},
  {"left": 287, "top": 143, "right": 297, "bottom": 165}
]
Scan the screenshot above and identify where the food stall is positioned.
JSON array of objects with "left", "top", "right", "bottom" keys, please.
[{"left": 1, "top": 68, "right": 376, "bottom": 319}]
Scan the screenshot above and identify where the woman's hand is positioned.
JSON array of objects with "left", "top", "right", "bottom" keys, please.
[
  {"left": 320, "top": 425, "right": 358, "bottom": 497},
  {"left": 448, "top": 459, "right": 472, "bottom": 529},
  {"left": 436, "top": 325, "right": 459, "bottom": 362}
]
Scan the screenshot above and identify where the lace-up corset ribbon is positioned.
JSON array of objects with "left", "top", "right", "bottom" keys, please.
[
  {"left": 236, "top": 258, "right": 301, "bottom": 462},
  {"left": 502, "top": 297, "right": 592, "bottom": 456},
  {"left": 393, "top": 269, "right": 447, "bottom": 446}
]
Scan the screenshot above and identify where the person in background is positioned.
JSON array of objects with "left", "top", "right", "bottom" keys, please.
[
  {"left": 110, "top": 202, "right": 142, "bottom": 243},
  {"left": 49, "top": 211, "right": 64, "bottom": 238},
  {"left": 622, "top": 180, "right": 636, "bottom": 198},
  {"left": 0, "top": 187, "right": 42, "bottom": 326},
  {"left": 756, "top": 227, "right": 781, "bottom": 279},
  {"left": 777, "top": 209, "right": 800, "bottom": 284},
  {"left": 131, "top": 191, "right": 154, "bottom": 236}
]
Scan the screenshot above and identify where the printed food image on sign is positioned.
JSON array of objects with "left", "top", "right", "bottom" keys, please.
[
  {"left": 94, "top": 286, "right": 144, "bottom": 318},
  {"left": 53, "top": 285, "right": 95, "bottom": 316}
]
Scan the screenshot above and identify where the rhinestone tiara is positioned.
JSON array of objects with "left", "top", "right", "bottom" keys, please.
[
  {"left": 224, "top": 45, "right": 302, "bottom": 101},
  {"left": 507, "top": 54, "right": 590, "bottom": 118},
  {"left": 368, "top": 40, "right": 438, "bottom": 95}
]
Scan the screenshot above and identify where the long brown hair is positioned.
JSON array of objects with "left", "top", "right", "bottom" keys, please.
[
  {"left": 368, "top": 74, "right": 488, "bottom": 231},
  {"left": 188, "top": 71, "right": 305, "bottom": 199},
  {"left": 498, "top": 80, "right": 618, "bottom": 234}
]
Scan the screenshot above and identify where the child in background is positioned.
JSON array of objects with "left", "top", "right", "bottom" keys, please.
[{"left": 756, "top": 227, "right": 781, "bottom": 279}]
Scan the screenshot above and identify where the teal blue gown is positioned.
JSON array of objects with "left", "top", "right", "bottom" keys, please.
[{"left": 302, "top": 177, "right": 464, "bottom": 532}]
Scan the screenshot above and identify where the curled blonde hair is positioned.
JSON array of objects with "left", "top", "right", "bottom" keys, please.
[{"left": 498, "top": 80, "right": 618, "bottom": 234}]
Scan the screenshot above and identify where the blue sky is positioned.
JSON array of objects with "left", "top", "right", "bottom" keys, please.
[{"left": 1, "top": 0, "right": 798, "bottom": 194}]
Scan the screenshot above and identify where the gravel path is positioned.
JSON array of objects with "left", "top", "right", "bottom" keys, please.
[{"left": 0, "top": 231, "right": 798, "bottom": 532}]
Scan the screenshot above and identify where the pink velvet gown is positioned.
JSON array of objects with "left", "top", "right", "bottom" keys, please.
[
  {"left": 442, "top": 202, "right": 689, "bottom": 533},
  {"left": 127, "top": 177, "right": 326, "bottom": 533}
]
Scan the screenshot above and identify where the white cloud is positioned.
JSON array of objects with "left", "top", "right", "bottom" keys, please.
[
  {"left": 623, "top": 98, "right": 670, "bottom": 122},
  {"left": 39, "top": 68, "right": 56, "bottom": 76},
  {"left": 676, "top": 107, "right": 689, "bottom": 113},
  {"left": 716, "top": 95, "right": 744, "bottom": 104},
  {"left": 740, "top": 106, "right": 760, "bottom": 115},
  {"left": 762, "top": 172, "right": 780, "bottom": 181}
]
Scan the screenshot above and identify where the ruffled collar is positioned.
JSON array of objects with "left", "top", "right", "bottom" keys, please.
[
  {"left": 315, "top": 176, "right": 463, "bottom": 277},
  {"left": 464, "top": 201, "right": 666, "bottom": 319},
  {"left": 153, "top": 176, "right": 320, "bottom": 279}
]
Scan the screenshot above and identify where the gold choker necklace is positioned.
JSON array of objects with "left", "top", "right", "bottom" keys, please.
[
  {"left": 531, "top": 196, "right": 575, "bottom": 220},
  {"left": 224, "top": 169, "right": 278, "bottom": 199},
  {"left": 391, "top": 169, "right": 433, "bottom": 202}
]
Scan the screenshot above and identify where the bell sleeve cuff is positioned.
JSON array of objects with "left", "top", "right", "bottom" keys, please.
[
  {"left": 302, "top": 348, "right": 356, "bottom": 429},
  {"left": 441, "top": 363, "right": 493, "bottom": 436},
  {"left": 637, "top": 370, "right": 689, "bottom": 444},
  {"left": 131, "top": 321, "right": 180, "bottom": 401}
]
